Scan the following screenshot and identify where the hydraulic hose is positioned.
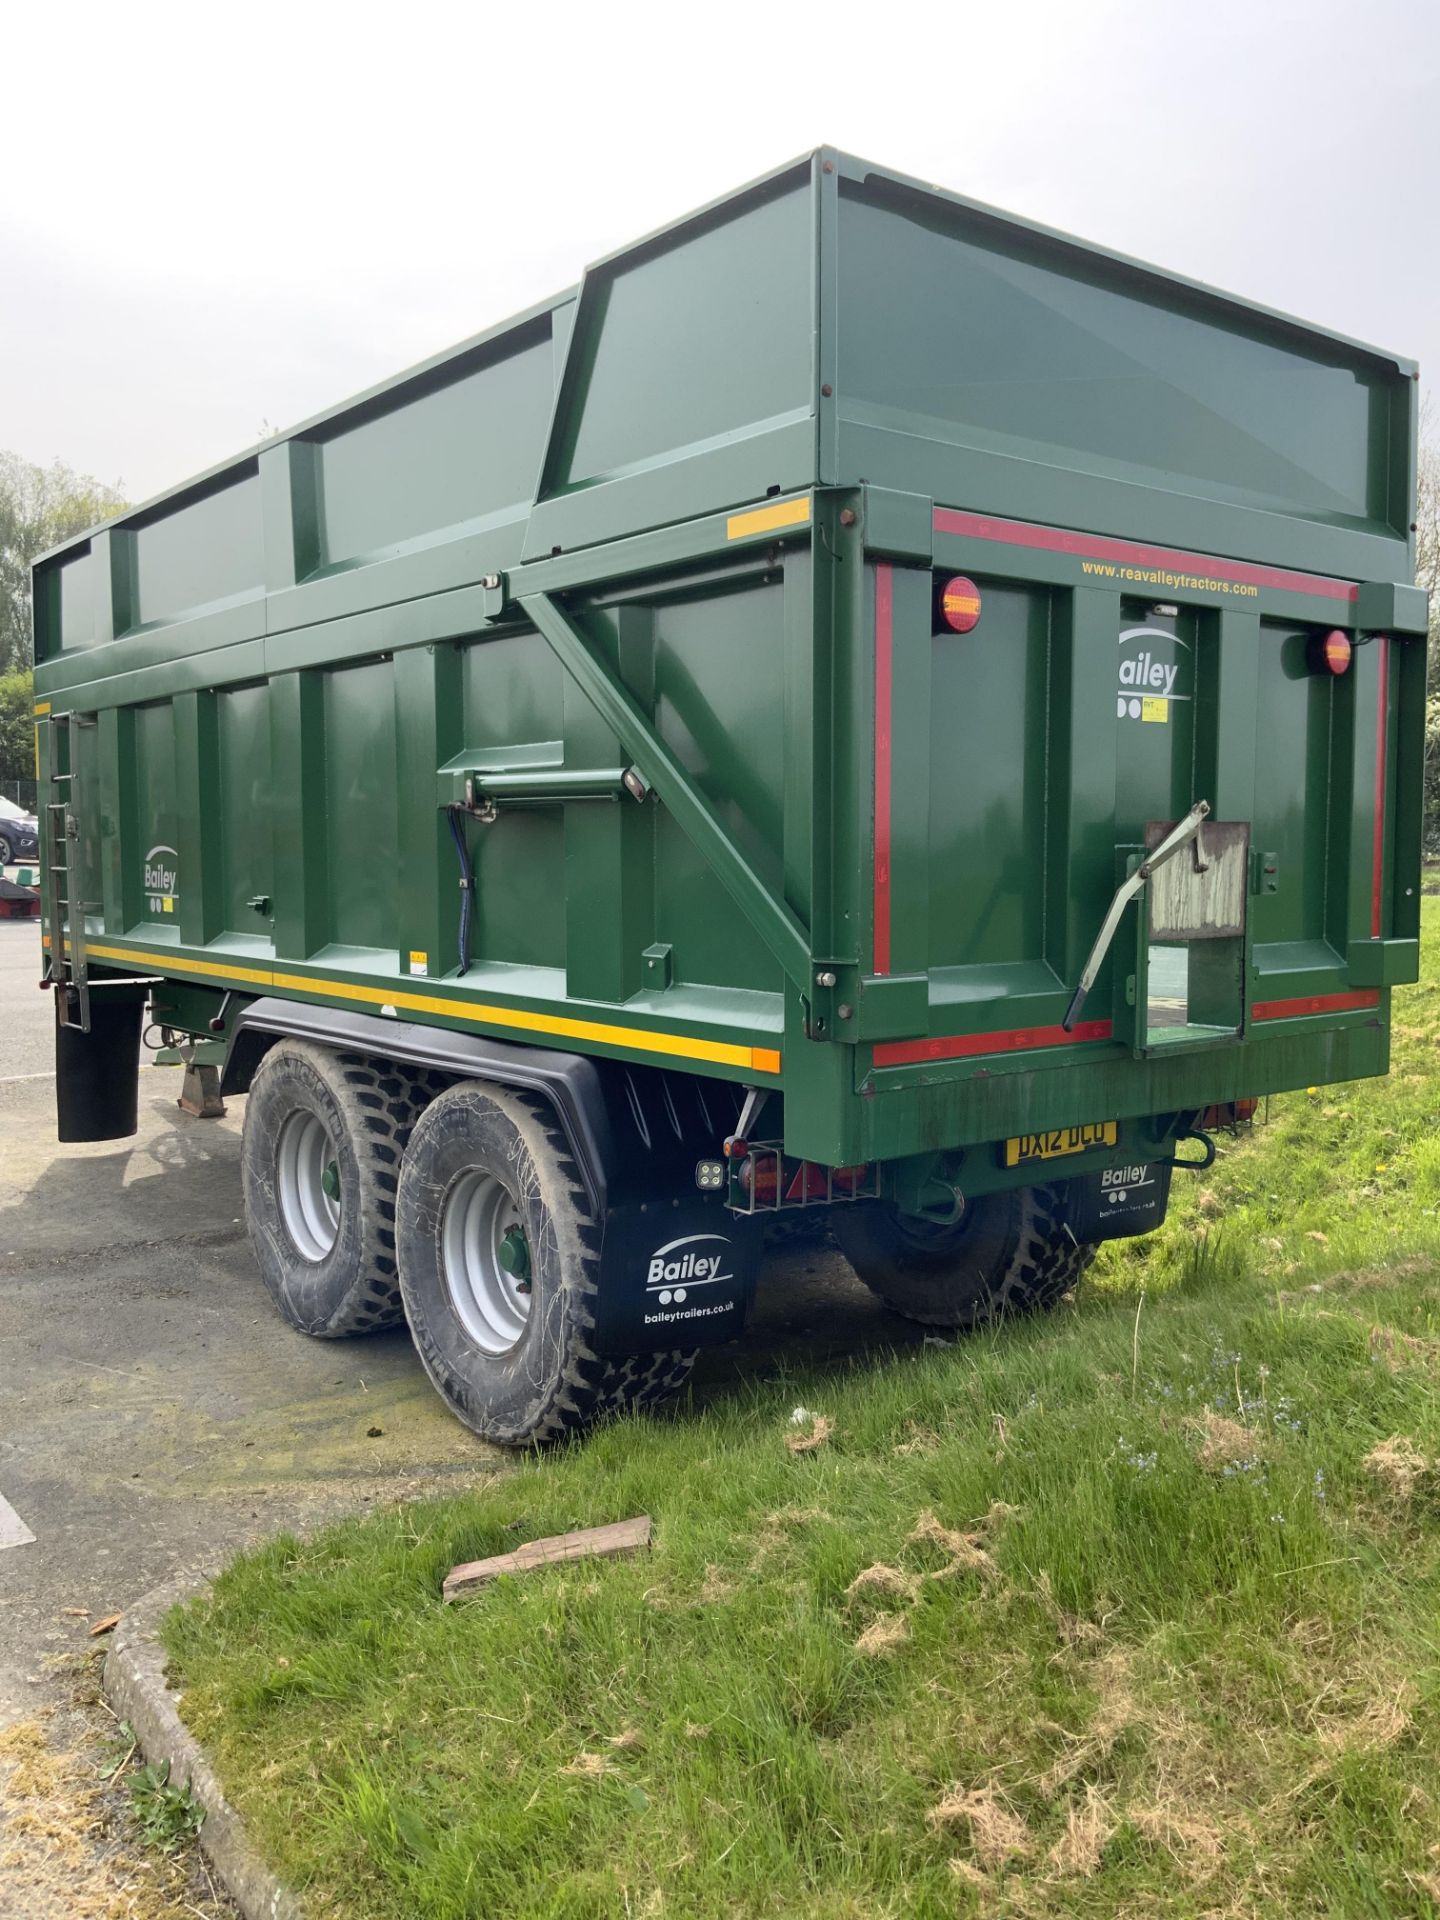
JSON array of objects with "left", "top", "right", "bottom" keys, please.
[{"left": 447, "top": 806, "right": 474, "bottom": 977}]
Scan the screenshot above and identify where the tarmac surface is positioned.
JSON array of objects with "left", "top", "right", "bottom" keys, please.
[
  {"left": 0, "top": 902, "right": 52, "bottom": 1076},
  {"left": 0, "top": 916, "right": 924, "bottom": 1734}
]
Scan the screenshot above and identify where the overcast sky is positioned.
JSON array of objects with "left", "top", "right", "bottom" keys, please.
[{"left": 2, "top": 0, "right": 1436, "bottom": 506}]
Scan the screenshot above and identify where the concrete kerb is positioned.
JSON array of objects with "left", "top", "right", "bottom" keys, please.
[{"left": 103, "top": 1571, "right": 304, "bottom": 1920}]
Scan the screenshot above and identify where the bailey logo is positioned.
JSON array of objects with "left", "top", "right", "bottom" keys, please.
[
  {"left": 1117, "top": 627, "right": 1191, "bottom": 723},
  {"left": 645, "top": 1232, "right": 733, "bottom": 1307},
  {"left": 143, "top": 843, "right": 179, "bottom": 915},
  {"left": 1100, "top": 1164, "right": 1157, "bottom": 1204}
]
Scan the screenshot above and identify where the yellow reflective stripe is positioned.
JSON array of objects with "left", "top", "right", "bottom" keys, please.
[
  {"left": 78, "top": 944, "right": 275, "bottom": 987},
  {"left": 726, "top": 496, "right": 811, "bottom": 542},
  {"left": 76, "top": 940, "right": 782, "bottom": 1076},
  {"left": 33, "top": 701, "right": 52, "bottom": 717}
]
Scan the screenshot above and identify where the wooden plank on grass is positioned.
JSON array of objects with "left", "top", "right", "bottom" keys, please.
[{"left": 443, "top": 1515, "right": 653, "bottom": 1601}]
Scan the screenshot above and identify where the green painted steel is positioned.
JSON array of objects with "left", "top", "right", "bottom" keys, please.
[{"left": 32, "top": 149, "right": 1427, "bottom": 1193}]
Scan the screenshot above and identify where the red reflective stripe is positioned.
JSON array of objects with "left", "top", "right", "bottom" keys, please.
[
  {"left": 873, "top": 563, "right": 893, "bottom": 975},
  {"left": 1251, "top": 990, "right": 1379, "bottom": 1022},
  {"left": 1371, "top": 635, "right": 1390, "bottom": 939},
  {"left": 875, "top": 1018, "right": 1112, "bottom": 1068},
  {"left": 932, "top": 507, "right": 1359, "bottom": 605}
]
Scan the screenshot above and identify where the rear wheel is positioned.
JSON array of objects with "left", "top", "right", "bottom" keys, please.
[
  {"left": 396, "top": 1080, "right": 695, "bottom": 1447},
  {"left": 241, "top": 1041, "right": 440, "bottom": 1337},
  {"left": 830, "top": 1183, "right": 1091, "bottom": 1328}
]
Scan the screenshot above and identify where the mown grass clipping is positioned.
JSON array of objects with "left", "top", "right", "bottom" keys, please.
[{"left": 163, "top": 901, "right": 1440, "bottom": 1918}]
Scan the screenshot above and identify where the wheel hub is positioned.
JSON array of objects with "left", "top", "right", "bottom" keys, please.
[
  {"left": 440, "top": 1171, "right": 533, "bottom": 1353},
  {"left": 275, "top": 1109, "right": 341, "bottom": 1262},
  {"left": 496, "top": 1226, "right": 530, "bottom": 1286}
]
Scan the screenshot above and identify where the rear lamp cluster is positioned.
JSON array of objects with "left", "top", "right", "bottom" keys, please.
[
  {"left": 1309, "top": 629, "right": 1352, "bottom": 677},
  {"left": 935, "top": 575, "right": 982, "bottom": 633}
]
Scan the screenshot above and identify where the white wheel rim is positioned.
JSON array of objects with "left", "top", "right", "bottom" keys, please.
[
  {"left": 276, "top": 1109, "right": 341, "bottom": 1262},
  {"left": 440, "top": 1170, "right": 532, "bottom": 1354}
]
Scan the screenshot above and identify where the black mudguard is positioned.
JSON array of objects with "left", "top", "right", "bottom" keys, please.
[
  {"left": 1066, "top": 1159, "right": 1173, "bottom": 1242},
  {"left": 55, "top": 991, "right": 144, "bottom": 1143},
  {"left": 590, "top": 1197, "right": 760, "bottom": 1353}
]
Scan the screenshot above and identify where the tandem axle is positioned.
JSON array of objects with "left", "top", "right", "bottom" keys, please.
[{"left": 53, "top": 973, "right": 1225, "bottom": 1446}]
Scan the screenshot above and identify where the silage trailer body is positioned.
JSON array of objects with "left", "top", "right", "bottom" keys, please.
[{"left": 32, "top": 151, "right": 1427, "bottom": 1442}]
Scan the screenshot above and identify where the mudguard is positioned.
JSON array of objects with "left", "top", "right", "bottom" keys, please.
[{"left": 55, "top": 991, "right": 145, "bottom": 1143}]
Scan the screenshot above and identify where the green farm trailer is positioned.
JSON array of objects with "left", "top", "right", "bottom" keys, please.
[{"left": 32, "top": 150, "right": 1427, "bottom": 1444}]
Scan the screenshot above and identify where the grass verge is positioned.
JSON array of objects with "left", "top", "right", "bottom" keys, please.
[{"left": 164, "top": 907, "right": 1440, "bottom": 1918}]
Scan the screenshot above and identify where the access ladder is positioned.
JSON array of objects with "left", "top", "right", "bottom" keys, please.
[{"left": 43, "top": 711, "right": 89, "bottom": 1033}]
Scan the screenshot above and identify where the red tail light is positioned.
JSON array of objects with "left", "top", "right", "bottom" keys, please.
[
  {"left": 740, "top": 1155, "right": 872, "bottom": 1205},
  {"left": 1311, "top": 629, "right": 1352, "bottom": 676},
  {"left": 740, "top": 1155, "right": 779, "bottom": 1204},
  {"left": 937, "top": 576, "right": 982, "bottom": 633}
]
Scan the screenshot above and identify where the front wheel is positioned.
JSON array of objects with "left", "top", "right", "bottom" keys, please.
[
  {"left": 830, "top": 1183, "right": 1091, "bottom": 1328},
  {"left": 0, "top": 835, "right": 13, "bottom": 865},
  {"left": 396, "top": 1081, "right": 695, "bottom": 1447},
  {"left": 241, "top": 1041, "right": 440, "bottom": 1337}
]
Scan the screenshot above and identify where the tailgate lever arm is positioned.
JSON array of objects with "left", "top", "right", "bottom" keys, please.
[{"left": 1061, "top": 800, "right": 1211, "bottom": 1032}]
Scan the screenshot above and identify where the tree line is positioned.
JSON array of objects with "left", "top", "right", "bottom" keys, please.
[{"left": 0, "top": 451, "right": 127, "bottom": 790}]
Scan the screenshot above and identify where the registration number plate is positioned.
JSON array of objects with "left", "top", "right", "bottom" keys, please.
[{"left": 1003, "top": 1122, "right": 1117, "bottom": 1168}]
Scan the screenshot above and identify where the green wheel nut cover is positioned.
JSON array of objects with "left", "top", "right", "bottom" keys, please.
[
  {"left": 497, "top": 1226, "right": 530, "bottom": 1281},
  {"left": 321, "top": 1161, "right": 340, "bottom": 1202}
]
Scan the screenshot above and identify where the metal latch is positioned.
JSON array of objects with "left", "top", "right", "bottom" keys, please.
[{"left": 1062, "top": 800, "right": 1211, "bottom": 1032}]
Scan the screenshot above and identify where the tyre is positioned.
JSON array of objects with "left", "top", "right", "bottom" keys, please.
[
  {"left": 241, "top": 1040, "right": 440, "bottom": 1337},
  {"left": 0, "top": 835, "right": 13, "bottom": 865},
  {"left": 830, "top": 1183, "right": 1092, "bottom": 1328},
  {"left": 396, "top": 1079, "right": 696, "bottom": 1447}
]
